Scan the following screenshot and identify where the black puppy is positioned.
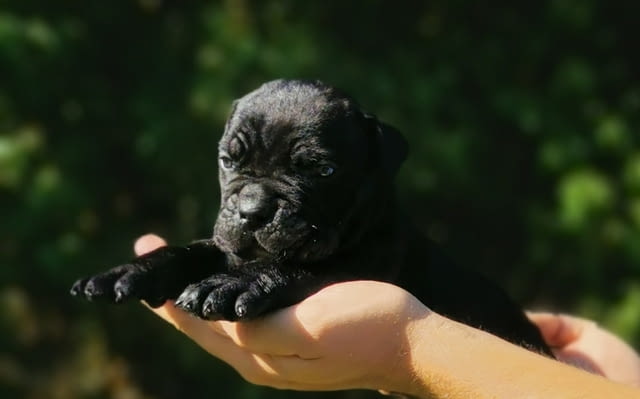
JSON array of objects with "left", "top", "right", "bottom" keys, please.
[{"left": 71, "top": 79, "right": 552, "bottom": 356}]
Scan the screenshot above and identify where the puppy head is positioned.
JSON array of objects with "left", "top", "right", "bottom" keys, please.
[{"left": 213, "top": 79, "right": 407, "bottom": 264}]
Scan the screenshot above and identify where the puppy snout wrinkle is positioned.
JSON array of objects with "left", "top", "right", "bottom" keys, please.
[{"left": 238, "top": 183, "right": 274, "bottom": 224}]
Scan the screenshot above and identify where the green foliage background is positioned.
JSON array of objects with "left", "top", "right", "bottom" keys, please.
[{"left": 1, "top": 1, "right": 639, "bottom": 398}]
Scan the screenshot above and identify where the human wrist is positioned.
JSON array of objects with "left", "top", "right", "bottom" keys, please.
[
  {"left": 402, "top": 312, "right": 454, "bottom": 398},
  {"left": 403, "top": 312, "right": 552, "bottom": 398},
  {"left": 402, "top": 310, "right": 537, "bottom": 398},
  {"left": 361, "top": 293, "right": 434, "bottom": 397}
]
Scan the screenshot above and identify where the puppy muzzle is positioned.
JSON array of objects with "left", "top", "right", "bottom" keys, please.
[{"left": 237, "top": 183, "right": 276, "bottom": 227}]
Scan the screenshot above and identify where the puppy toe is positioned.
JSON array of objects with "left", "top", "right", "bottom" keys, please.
[
  {"left": 83, "top": 277, "right": 115, "bottom": 301},
  {"left": 70, "top": 278, "right": 88, "bottom": 297},
  {"left": 202, "top": 289, "right": 238, "bottom": 321},
  {"left": 234, "top": 285, "right": 272, "bottom": 320},
  {"left": 175, "top": 275, "right": 250, "bottom": 320},
  {"left": 175, "top": 284, "right": 206, "bottom": 315},
  {"left": 71, "top": 264, "right": 144, "bottom": 303},
  {"left": 113, "top": 271, "right": 139, "bottom": 303}
]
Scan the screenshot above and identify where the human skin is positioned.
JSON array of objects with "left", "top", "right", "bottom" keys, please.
[
  {"left": 135, "top": 234, "right": 640, "bottom": 398},
  {"left": 528, "top": 312, "right": 640, "bottom": 387}
]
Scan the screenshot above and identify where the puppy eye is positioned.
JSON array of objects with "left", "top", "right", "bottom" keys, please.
[
  {"left": 219, "top": 156, "right": 235, "bottom": 171},
  {"left": 318, "top": 165, "right": 335, "bottom": 177}
]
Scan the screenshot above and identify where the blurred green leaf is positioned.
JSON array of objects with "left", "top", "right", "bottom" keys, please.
[
  {"left": 0, "top": 126, "right": 43, "bottom": 189},
  {"left": 604, "top": 284, "right": 640, "bottom": 342},
  {"left": 594, "top": 115, "right": 630, "bottom": 152},
  {"left": 558, "top": 169, "right": 614, "bottom": 230},
  {"left": 624, "top": 153, "right": 640, "bottom": 194},
  {"left": 629, "top": 198, "right": 640, "bottom": 228}
]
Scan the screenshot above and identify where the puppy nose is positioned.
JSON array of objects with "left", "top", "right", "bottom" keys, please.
[{"left": 237, "top": 183, "right": 274, "bottom": 224}]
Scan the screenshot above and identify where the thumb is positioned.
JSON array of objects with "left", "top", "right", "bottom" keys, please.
[
  {"left": 527, "top": 312, "right": 593, "bottom": 348},
  {"left": 134, "top": 233, "right": 167, "bottom": 256}
]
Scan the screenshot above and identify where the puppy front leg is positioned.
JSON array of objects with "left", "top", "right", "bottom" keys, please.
[{"left": 70, "top": 239, "right": 224, "bottom": 307}]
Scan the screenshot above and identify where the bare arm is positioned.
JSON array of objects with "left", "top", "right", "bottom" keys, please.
[{"left": 137, "top": 234, "right": 640, "bottom": 398}]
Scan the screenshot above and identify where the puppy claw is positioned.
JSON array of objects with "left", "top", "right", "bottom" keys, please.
[
  {"left": 202, "top": 297, "right": 230, "bottom": 320},
  {"left": 83, "top": 281, "right": 97, "bottom": 300},
  {"left": 235, "top": 304, "right": 247, "bottom": 318},
  {"left": 70, "top": 280, "right": 84, "bottom": 297},
  {"left": 114, "top": 290, "right": 124, "bottom": 303},
  {"left": 176, "top": 300, "right": 190, "bottom": 311},
  {"left": 175, "top": 294, "right": 198, "bottom": 313}
]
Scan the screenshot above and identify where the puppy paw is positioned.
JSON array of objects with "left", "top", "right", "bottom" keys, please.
[
  {"left": 71, "top": 263, "right": 162, "bottom": 305},
  {"left": 70, "top": 245, "right": 214, "bottom": 308},
  {"left": 175, "top": 275, "right": 249, "bottom": 321},
  {"left": 70, "top": 261, "right": 176, "bottom": 307},
  {"left": 174, "top": 273, "right": 285, "bottom": 321},
  {"left": 233, "top": 274, "right": 281, "bottom": 319}
]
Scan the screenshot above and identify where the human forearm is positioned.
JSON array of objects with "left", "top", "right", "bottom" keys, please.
[{"left": 401, "top": 313, "right": 640, "bottom": 399}]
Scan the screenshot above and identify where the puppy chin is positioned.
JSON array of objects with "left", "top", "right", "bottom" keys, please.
[
  {"left": 213, "top": 227, "right": 299, "bottom": 263},
  {"left": 214, "top": 225, "right": 339, "bottom": 264}
]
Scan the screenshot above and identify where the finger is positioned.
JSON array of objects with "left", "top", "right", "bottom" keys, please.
[
  {"left": 527, "top": 312, "right": 593, "bottom": 348},
  {"left": 146, "top": 300, "right": 225, "bottom": 337},
  {"left": 147, "top": 302, "right": 254, "bottom": 364},
  {"left": 247, "top": 352, "right": 370, "bottom": 391},
  {"left": 147, "top": 302, "right": 312, "bottom": 388},
  {"left": 244, "top": 353, "right": 348, "bottom": 391},
  {"left": 248, "top": 354, "right": 327, "bottom": 388},
  {"left": 134, "top": 234, "right": 167, "bottom": 255},
  {"left": 220, "top": 305, "right": 321, "bottom": 358},
  {"left": 225, "top": 281, "right": 405, "bottom": 357}
]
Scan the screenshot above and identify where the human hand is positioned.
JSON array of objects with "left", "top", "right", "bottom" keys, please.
[
  {"left": 132, "top": 233, "right": 640, "bottom": 397},
  {"left": 529, "top": 312, "right": 640, "bottom": 387},
  {"left": 134, "top": 234, "right": 430, "bottom": 396}
]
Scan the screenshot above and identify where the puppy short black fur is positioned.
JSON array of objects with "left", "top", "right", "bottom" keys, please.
[{"left": 71, "top": 79, "right": 552, "bottom": 356}]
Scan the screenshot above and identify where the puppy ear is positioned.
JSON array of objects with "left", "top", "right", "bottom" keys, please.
[
  {"left": 363, "top": 112, "right": 408, "bottom": 176},
  {"left": 224, "top": 100, "right": 239, "bottom": 133}
]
